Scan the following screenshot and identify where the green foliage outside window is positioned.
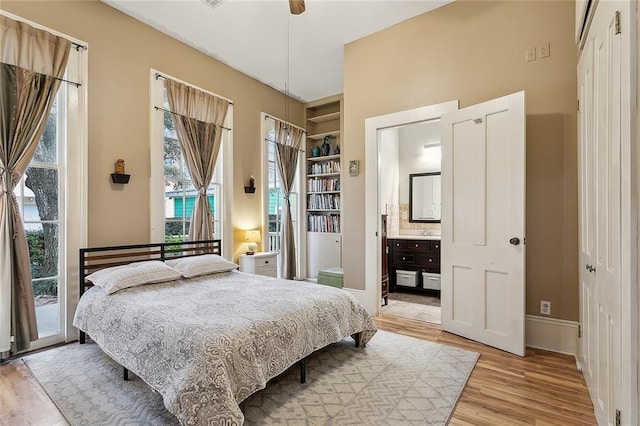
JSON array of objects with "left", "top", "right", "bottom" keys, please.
[{"left": 26, "top": 229, "right": 57, "bottom": 296}]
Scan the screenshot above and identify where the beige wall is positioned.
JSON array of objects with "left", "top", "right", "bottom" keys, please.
[
  {"left": 1, "top": 0, "right": 304, "bottom": 261},
  {"left": 343, "top": 0, "right": 578, "bottom": 320}
]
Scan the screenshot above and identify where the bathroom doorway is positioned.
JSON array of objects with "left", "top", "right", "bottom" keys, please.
[
  {"left": 377, "top": 120, "right": 443, "bottom": 325},
  {"left": 363, "top": 100, "right": 457, "bottom": 318}
]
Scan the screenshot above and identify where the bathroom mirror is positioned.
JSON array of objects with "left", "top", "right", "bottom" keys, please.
[{"left": 409, "top": 172, "right": 441, "bottom": 222}]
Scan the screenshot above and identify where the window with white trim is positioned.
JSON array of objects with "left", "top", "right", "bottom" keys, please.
[
  {"left": 6, "top": 10, "right": 88, "bottom": 351},
  {"left": 150, "top": 73, "right": 232, "bottom": 248},
  {"left": 262, "top": 115, "right": 304, "bottom": 277}
]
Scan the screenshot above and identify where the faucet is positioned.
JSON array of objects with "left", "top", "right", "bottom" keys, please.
[{"left": 421, "top": 230, "right": 429, "bottom": 237}]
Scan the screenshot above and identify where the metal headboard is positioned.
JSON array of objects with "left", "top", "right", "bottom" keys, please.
[{"left": 78, "top": 239, "right": 222, "bottom": 343}]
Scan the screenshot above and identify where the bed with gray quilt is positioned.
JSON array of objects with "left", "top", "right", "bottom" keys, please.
[{"left": 73, "top": 251, "right": 377, "bottom": 425}]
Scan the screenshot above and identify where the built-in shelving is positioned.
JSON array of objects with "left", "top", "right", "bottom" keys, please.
[
  {"left": 306, "top": 111, "right": 340, "bottom": 124},
  {"left": 307, "top": 154, "right": 340, "bottom": 162},
  {"left": 307, "top": 130, "right": 341, "bottom": 140},
  {"left": 305, "top": 94, "right": 343, "bottom": 279}
]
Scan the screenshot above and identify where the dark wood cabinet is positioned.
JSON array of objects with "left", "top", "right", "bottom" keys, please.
[
  {"left": 388, "top": 238, "right": 440, "bottom": 291},
  {"left": 381, "top": 215, "right": 389, "bottom": 305}
]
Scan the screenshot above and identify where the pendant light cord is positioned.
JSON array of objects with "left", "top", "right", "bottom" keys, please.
[{"left": 285, "top": 13, "right": 290, "bottom": 134}]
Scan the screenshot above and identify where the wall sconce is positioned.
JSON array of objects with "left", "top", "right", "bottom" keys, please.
[
  {"left": 244, "top": 175, "right": 256, "bottom": 193},
  {"left": 244, "top": 229, "right": 262, "bottom": 255},
  {"left": 111, "top": 158, "right": 130, "bottom": 184}
]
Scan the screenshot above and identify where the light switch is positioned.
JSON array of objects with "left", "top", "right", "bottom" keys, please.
[{"left": 539, "top": 42, "right": 550, "bottom": 58}]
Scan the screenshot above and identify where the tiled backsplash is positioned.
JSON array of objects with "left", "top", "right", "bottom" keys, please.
[
  {"left": 384, "top": 204, "right": 441, "bottom": 235},
  {"left": 398, "top": 204, "right": 440, "bottom": 233}
]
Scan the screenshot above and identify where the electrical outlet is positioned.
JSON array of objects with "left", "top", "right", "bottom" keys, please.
[
  {"left": 525, "top": 47, "right": 536, "bottom": 62},
  {"left": 401, "top": 211, "right": 408, "bottom": 220},
  {"left": 540, "top": 300, "right": 551, "bottom": 315},
  {"left": 539, "top": 42, "right": 550, "bottom": 58}
]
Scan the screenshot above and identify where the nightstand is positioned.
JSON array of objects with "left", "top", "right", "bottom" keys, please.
[{"left": 239, "top": 252, "right": 278, "bottom": 277}]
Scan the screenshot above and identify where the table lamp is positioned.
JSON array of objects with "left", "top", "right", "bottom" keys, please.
[{"left": 245, "top": 229, "right": 262, "bottom": 255}]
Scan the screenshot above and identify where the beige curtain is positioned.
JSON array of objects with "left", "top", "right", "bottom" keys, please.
[
  {"left": 274, "top": 121, "right": 304, "bottom": 279},
  {"left": 164, "top": 79, "right": 230, "bottom": 242},
  {"left": 0, "top": 16, "right": 70, "bottom": 354}
]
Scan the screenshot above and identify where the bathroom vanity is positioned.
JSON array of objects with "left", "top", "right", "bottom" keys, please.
[{"left": 387, "top": 236, "right": 440, "bottom": 292}]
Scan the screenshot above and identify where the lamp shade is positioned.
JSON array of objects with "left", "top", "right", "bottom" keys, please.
[{"left": 245, "top": 229, "right": 262, "bottom": 243}]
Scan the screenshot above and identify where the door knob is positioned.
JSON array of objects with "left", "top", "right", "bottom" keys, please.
[{"left": 509, "top": 237, "right": 520, "bottom": 245}]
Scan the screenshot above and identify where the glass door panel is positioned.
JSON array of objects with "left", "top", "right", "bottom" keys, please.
[{"left": 16, "top": 89, "right": 65, "bottom": 349}]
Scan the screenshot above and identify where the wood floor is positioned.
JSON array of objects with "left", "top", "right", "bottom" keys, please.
[
  {"left": 0, "top": 314, "right": 596, "bottom": 425},
  {"left": 376, "top": 314, "right": 597, "bottom": 425}
]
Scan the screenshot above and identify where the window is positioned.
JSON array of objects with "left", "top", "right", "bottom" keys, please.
[
  {"left": 150, "top": 71, "right": 233, "bottom": 256},
  {"left": 15, "top": 93, "right": 64, "bottom": 341},
  {"left": 6, "top": 11, "right": 88, "bottom": 351},
  {"left": 266, "top": 139, "right": 284, "bottom": 250},
  {"left": 262, "top": 114, "right": 304, "bottom": 277},
  {"left": 162, "top": 111, "right": 222, "bottom": 243}
]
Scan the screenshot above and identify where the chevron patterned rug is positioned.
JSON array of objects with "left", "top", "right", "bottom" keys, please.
[{"left": 24, "top": 330, "right": 478, "bottom": 425}]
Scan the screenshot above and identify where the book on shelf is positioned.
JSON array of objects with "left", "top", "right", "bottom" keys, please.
[
  {"left": 307, "top": 160, "right": 341, "bottom": 175},
  {"left": 307, "top": 177, "right": 340, "bottom": 192},
  {"left": 307, "top": 214, "right": 340, "bottom": 233},
  {"left": 307, "top": 194, "right": 341, "bottom": 210}
]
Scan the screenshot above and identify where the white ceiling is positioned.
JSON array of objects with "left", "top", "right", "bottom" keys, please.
[{"left": 102, "top": 0, "right": 452, "bottom": 102}]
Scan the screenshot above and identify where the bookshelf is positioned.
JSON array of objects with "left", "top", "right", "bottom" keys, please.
[{"left": 305, "top": 95, "right": 342, "bottom": 278}]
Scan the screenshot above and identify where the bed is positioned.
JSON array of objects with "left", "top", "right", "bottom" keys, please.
[{"left": 73, "top": 240, "right": 377, "bottom": 425}]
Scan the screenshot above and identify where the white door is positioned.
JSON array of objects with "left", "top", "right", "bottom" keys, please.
[
  {"left": 577, "top": 33, "right": 597, "bottom": 395},
  {"left": 593, "top": 6, "right": 622, "bottom": 422},
  {"left": 578, "top": 2, "right": 626, "bottom": 424},
  {"left": 441, "top": 91, "right": 526, "bottom": 356}
]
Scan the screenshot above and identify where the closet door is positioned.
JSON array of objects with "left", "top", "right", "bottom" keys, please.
[
  {"left": 578, "top": 2, "right": 632, "bottom": 424},
  {"left": 577, "top": 29, "right": 597, "bottom": 402},
  {"left": 593, "top": 6, "right": 622, "bottom": 423}
]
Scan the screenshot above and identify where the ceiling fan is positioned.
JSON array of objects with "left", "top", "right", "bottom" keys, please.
[{"left": 289, "top": 0, "right": 305, "bottom": 15}]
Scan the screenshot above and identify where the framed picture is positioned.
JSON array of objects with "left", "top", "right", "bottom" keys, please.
[{"left": 349, "top": 160, "right": 359, "bottom": 176}]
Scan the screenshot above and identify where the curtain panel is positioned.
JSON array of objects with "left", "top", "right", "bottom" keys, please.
[
  {"left": 274, "top": 121, "right": 304, "bottom": 279},
  {"left": 164, "top": 79, "right": 230, "bottom": 242},
  {"left": 0, "top": 16, "right": 70, "bottom": 354}
]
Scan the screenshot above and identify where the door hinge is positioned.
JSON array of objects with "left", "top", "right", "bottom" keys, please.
[
  {"left": 615, "top": 11, "right": 621, "bottom": 35},
  {"left": 578, "top": 324, "right": 582, "bottom": 338},
  {"left": 577, "top": 99, "right": 580, "bottom": 113},
  {"left": 615, "top": 409, "right": 621, "bottom": 426}
]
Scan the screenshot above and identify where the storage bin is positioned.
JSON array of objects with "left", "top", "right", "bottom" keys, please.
[
  {"left": 422, "top": 272, "right": 441, "bottom": 291},
  {"left": 396, "top": 270, "right": 417, "bottom": 288},
  {"left": 317, "top": 267, "right": 344, "bottom": 288}
]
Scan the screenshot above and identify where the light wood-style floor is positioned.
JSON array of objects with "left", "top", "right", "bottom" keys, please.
[
  {"left": 0, "top": 314, "right": 596, "bottom": 425},
  {"left": 376, "top": 314, "right": 597, "bottom": 425}
]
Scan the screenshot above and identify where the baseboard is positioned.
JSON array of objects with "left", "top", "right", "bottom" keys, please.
[
  {"left": 525, "top": 314, "right": 578, "bottom": 355},
  {"left": 342, "top": 288, "right": 378, "bottom": 315}
]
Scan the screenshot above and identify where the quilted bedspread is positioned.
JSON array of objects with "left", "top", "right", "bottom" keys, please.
[{"left": 73, "top": 270, "right": 377, "bottom": 425}]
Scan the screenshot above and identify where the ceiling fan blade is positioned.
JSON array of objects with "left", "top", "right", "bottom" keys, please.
[{"left": 289, "top": 0, "right": 305, "bottom": 15}]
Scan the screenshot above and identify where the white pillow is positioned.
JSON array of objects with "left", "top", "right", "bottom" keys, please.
[
  {"left": 165, "top": 254, "right": 238, "bottom": 278},
  {"left": 86, "top": 260, "right": 182, "bottom": 294}
]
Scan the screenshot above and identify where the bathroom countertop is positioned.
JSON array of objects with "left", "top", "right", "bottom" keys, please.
[{"left": 387, "top": 235, "right": 440, "bottom": 240}]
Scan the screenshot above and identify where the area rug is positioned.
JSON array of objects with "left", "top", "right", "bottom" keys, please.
[
  {"left": 24, "top": 330, "right": 478, "bottom": 425},
  {"left": 381, "top": 299, "right": 442, "bottom": 324}
]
